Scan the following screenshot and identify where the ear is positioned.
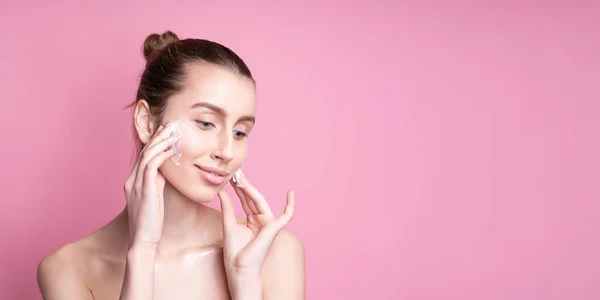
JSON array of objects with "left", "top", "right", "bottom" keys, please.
[{"left": 133, "top": 100, "right": 158, "bottom": 145}]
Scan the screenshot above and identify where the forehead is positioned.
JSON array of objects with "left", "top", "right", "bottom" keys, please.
[{"left": 169, "top": 62, "right": 257, "bottom": 116}]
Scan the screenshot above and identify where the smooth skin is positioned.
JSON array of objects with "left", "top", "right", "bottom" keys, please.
[{"left": 36, "top": 62, "right": 305, "bottom": 300}]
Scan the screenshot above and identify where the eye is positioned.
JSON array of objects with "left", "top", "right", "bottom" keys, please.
[
  {"left": 195, "top": 120, "right": 215, "bottom": 129},
  {"left": 234, "top": 130, "right": 247, "bottom": 140}
]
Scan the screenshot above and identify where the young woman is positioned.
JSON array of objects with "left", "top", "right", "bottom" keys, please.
[{"left": 37, "top": 30, "right": 306, "bottom": 300}]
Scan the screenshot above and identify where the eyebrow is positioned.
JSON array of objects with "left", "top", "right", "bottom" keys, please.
[{"left": 191, "top": 102, "right": 255, "bottom": 123}]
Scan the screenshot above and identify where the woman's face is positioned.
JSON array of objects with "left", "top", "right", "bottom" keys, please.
[{"left": 152, "top": 63, "right": 256, "bottom": 203}]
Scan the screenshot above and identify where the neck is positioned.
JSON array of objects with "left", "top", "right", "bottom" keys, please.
[{"left": 121, "top": 182, "right": 222, "bottom": 259}]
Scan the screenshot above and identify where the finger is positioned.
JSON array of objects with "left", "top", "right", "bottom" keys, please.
[
  {"left": 218, "top": 190, "right": 237, "bottom": 229},
  {"left": 244, "top": 190, "right": 260, "bottom": 215},
  {"left": 156, "top": 171, "right": 166, "bottom": 194},
  {"left": 152, "top": 171, "right": 166, "bottom": 218},
  {"left": 237, "top": 171, "right": 273, "bottom": 217},
  {"left": 142, "top": 148, "right": 176, "bottom": 194},
  {"left": 240, "top": 191, "right": 295, "bottom": 263},
  {"left": 143, "top": 121, "right": 180, "bottom": 151},
  {"left": 134, "top": 135, "right": 180, "bottom": 190},
  {"left": 133, "top": 122, "right": 170, "bottom": 189},
  {"left": 126, "top": 157, "right": 144, "bottom": 201},
  {"left": 144, "top": 134, "right": 181, "bottom": 157},
  {"left": 130, "top": 123, "right": 171, "bottom": 189},
  {"left": 124, "top": 163, "right": 138, "bottom": 195},
  {"left": 233, "top": 170, "right": 260, "bottom": 214},
  {"left": 125, "top": 138, "right": 153, "bottom": 194},
  {"left": 274, "top": 190, "right": 295, "bottom": 228},
  {"left": 241, "top": 221, "right": 284, "bottom": 265},
  {"left": 243, "top": 185, "right": 273, "bottom": 217},
  {"left": 230, "top": 179, "right": 254, "bottom": 215},
  {"left": 139, "top": 124, "right": 166, "bottom": 153}
]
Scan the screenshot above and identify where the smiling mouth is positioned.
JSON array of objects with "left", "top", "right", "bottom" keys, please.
[
  {"left": 195, "top": 165, "right": 229, "bottom": 185},
  {"left": 195, "top": 165, "right": 228, "bottom": 176}
]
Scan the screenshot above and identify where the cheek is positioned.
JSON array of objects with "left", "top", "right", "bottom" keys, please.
[
  {"left": 175, "top": 122, "right": 249, "bottom": 164},
  {"left": 176, "top": 122, "right": 214, "bottom": 157},
  {"left": 233, "top": 143, "right": 248, "bottom": 168},
  {"left": 180, "top": 134, "right": 210, "bottom": 156},
  {"left": 241, "top": 143, "right": 248, "bottom": 161}
]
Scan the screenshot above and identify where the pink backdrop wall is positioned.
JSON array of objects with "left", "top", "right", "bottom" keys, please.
[{"left": 1, "top": 1, "right": 599, "bottom": 299}]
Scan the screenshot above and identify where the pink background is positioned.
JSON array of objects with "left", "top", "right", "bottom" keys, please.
[{"left": 1, "top": 1, "right": 599, "bottom": 299}]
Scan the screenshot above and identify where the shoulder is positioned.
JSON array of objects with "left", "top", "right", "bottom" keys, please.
[
  {"left": 37, "top": 242, "right": 94, "bottom": 299},
  {"left": 37, "top": 243, "right": 80, "bottom": 281},
  {"left": 262, "top": 229, "right": 306, "bottom": 300},
  {"left": 269, "top": 228, "right": 305, "bottom": 258}
]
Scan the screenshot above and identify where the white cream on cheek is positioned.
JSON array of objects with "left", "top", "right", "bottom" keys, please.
[{"left": 166, "top": 121, "right": 183, "bottom": 166}]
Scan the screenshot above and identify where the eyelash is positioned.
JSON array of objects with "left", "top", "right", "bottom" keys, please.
[
  {"left": 195, "top": 120, "right": 248, "bottom": 140},
  {"left": 234, "top": 131, "right": 247, "bottom": 139},
  {"left": 196, "top": 120, "right": 214, "bottom": 129}
]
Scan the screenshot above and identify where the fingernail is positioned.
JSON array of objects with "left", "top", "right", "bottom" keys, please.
[
  {"left": 169, "top": 121, "right": 182, "bottom": 137},
  {"left": 171, "top": 152, "right": 182, "bottom": 166},
  {"left": 234, "top": 170, "right": 244, "bottom": 188},
  {"left": 170, "top": 131, "right": 182, "bottom": 166},
  {"left": 239, "top": 169, "right": 248, "bottom": 183},
  {"left": 163, "top": 123, "right": 176, "bottom": 137}
]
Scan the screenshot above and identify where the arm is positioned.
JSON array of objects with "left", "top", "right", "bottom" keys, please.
[
  {"left": 228, "top": 230, "right": 305, "bottom": 300},
  {"left": 118, "top": 122, "right": 180, "bottom": 299},
  {"left": 38, "top": 123, "right": 176, "bottom": 300},
  {"left": 219, "top": 171, "right": 303, "bottom": 300},
  {"left": 118, "top": 243, "right": 158, "bottom": 300},
  {"left": 37, "top": 246, "right": 93, "bottom": 300},
  {"left": 262, "top": 229, "right": 306, "bottom": 300}
]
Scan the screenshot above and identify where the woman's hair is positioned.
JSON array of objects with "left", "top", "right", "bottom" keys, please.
[
  {"left": 132, "top": 30, "right": 254, "bottom": 112},
  {"left": 128, "top": 30, "right": 254, "bottom": 149}
]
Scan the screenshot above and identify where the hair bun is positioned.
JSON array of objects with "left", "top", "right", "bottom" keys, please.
[{"left": 143, "top": 30, "right": 180, "bottom": 61}]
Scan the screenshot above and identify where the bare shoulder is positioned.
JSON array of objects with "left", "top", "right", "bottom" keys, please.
[
  {"left": 37, "top": 216, "right": 127, "bottom": 299},
  {"left": 263, "top": 228, "right": 305, "bottom": 272},
  {"left": 269, "top": 228, "right": 305, "bottom": 257},
  {"left": 262, "top": 228, "right": 306, "bottom": 300},
  {"left": 37, "top": 242, "right": 80, "bottom": 282},
  {"left": 37, "top": 241, "right": 94, "bottom": 299}
]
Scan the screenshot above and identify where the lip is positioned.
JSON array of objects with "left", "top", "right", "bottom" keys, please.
[
  {"left": 196, "top": 165, "right": 229, "bottom": 185},
  {"left": 196, "top": 165, "right": 229, "bottom": 176}
]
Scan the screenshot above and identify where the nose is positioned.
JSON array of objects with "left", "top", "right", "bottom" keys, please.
[{"left": 210, "top": 131, "right": 235, "bottom": 163}]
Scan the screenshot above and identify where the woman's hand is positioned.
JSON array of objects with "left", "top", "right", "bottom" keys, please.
[
  {"left": 123, "top": 122, "right": 181, "bottom": 249},
  {"left": 218, "top": 170, "right": 295, "bottom": 291}
]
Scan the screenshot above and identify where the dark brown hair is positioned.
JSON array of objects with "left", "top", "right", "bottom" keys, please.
[
  {"left": 129, "top": 30, "right": 253, "bottom": 117},
  {"left": 128, "top": 30, "right": 254, "bottom": 149}
]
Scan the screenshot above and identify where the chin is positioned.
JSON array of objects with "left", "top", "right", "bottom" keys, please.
[{"left": 179, "top": 183, "right": 223, "bottom": 203}]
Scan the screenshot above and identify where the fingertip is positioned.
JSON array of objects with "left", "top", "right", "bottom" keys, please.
[
  {"left": 217, "top": 191, "right": 226, "bottom": 202},
  {"left": 218, "top": 192, "right": 227, "bottom": 210},
  {"left": 277, "top": 208, "right": 294, "bottom": 228},
  {"left": 285, "top": 195, "right": 295, "bottom": 217},
  {"left": 218, "top": 190, "right": 233, "bottom": 206}
]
